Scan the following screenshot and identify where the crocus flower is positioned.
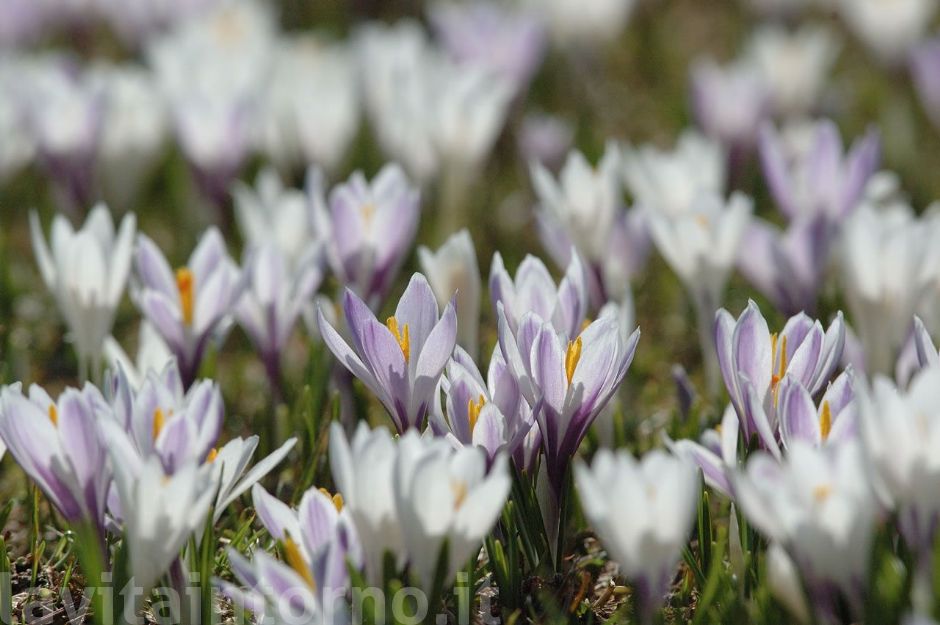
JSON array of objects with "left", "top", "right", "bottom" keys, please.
[
  {"left": 394, "top": 432, "right": 510, "bottom": 589},
  {"left": 489, "top": 251, "right": 588, "bottom": 341},
  {"left": 575, "top": 449, "right": 698, "bottom": 622},
  {"left": 837, "top": 0, "right": 935, "bottom": 64},
  {"left": 715, "top": 301, "right": 845, "bottom": 455},
  {"left": 518, "top": 113, "right": 574, "bottom": 170},
  {"left": 777, "top": 370, "right": 857, "bottom": 449},
  {"left": 311, "top": 164, "right": 420, "bottom": 310},
  {"left": 667, "top": 404, "right": 740, "bottom": 498},
  {"left": 744, "top": 25, "right": 840, "bottom": 118},
  {"left": 759, "top": 120, "right": 880, "bottom": 224},
  {"left": 30, "top": 204, "right": 136, "bottom": 381},
  {"left": 233, "top": 167, "right": 318, "bottom": 268},
  {"left": 521, "top": 0, "right": 636, "bottom": 47},
  {"left": 236, "top": 244, "right": 323, "bottom": 396},
  {"left": 911, "top": 38, "right": 940, "bottom": 132},
  {"left": 418, "top": 229, "right": 481, "bottom": 360},
  {"left": 430, "top": 345, "right": 536, "bottom": 465},
  {"left": 103, "top": 321, "right": 174, "bottom": 390},
  {"left": 0, "top": 383, "right": 112, "bottom": 540},
  {"left": 318, "top": 273, "right": 457, "bottom": 433},
  {"left": 329, "top": 423, "right": 402, "bottom": 584},
  {"left": 622, "top": 130, "right": 726, "bottom": 219},
  {"left": 733, "top": 441, "right": 876, "bottom": 615},
  {"left": 498, "top": 307, "right": 640, "bottom": 495},
  {"left": 249, "top": 483, "right": 362, "bottom": 607},
  {"left": 134, "top": 227, "right": 242, "bottom": 387},
  {"left": 857, "top": 368, "right": 940, "bottom": 556},
  {"left": 690, "top": 58, "right": 769, "bottom": 159},
  {"left": 912, "top": 316, "right": 940, "bottom": 371}
]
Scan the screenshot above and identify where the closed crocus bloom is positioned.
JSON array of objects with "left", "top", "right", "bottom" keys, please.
[
  {"left": 715, "top": 301, "right": 845, "bottom": 456},
  {"left": 744, "top": 25, "right": 839, "bottom": 118},
  {"left": 30, "top": 204, "right": 136, "bottom": 382},
  {"left": 691, "top": 58, "right": 770, "bottom": 156},
  {"left": 430, "top": 346, "right": 535, "bottom": 464},
  {"left": 667, "top": 404, "right": 740, "bottom": 498},
  {"left": 329, "top": 423, "right": 402, "bottom": 584},
  {"left": 429, "top": 0, "right": 546, "bottom": 94},
  {"left": 837, "top": 0, "right": 936, "bottom": 64},
  {"left": 394, "top": 432, "right": 510, "bottom": 589},
  {"left": 759, "top": 120, "right": 880, "bottom": 223},
  {"left": 522, "top": 0, "right": 636, "bottom": 47},
  {"left": 234, "top": 167, "right": 317, "bottom": 269},
  {"left": 104, "top": 321, "right": 174, "bottom": 390},
  {"left": 733, "top": 442, "right": 876, "bottom": 612},
  {"left": 236, "top": 244, "right": 323, "bottom": 394},
  {"left": 110, "top": 456, "right": 215, "bottom": 594},
  {"left": 134, "top": 227, "right": 242, "bottom": 387},
  {"left": 622, "top": 130, "right": 726, "bottom": 219},
  {"left": 911, "top": 39, "right": 940, "bottom": 131},
  {"left": 498, "top": 307, "right": 640, "bottom": 495},
  {"left": 0, "top": 383, "right": 112, "bottom": 539},
  {"left": 858, "top": 368, "right": 940, "bottom": 554},
  {"left": 912, "top": 316, "right": 940, "bottom": 370},
  {"left": 574, "top": 449, "right": 698, "bottom": 621},
  {"left": 840, "top": 203, "right": 927, "bottom": 375},
  {"left": 418, "top": 230, "right": 481, "bottom": 359},
  {"left": 311, "top": 164, "right": 420, "bottom": 309},
  {"left": 489, "top": 251, "right": 588, "bottom": 341},
  {"left": 318, "top": 274, "right": 457, "bottom": 433}
]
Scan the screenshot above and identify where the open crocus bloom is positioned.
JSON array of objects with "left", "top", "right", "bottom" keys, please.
[
  {"left": 134, "top": 227, "right": 242, "bottom": 387},
  {"left": 0, "top": 383, "right": 112, "bottom": 538},
  {"left": 715, "top": 301, "right": 845, "bottom": 456},
  {"left": 430, "top": 345, "right": 535, "bottom": 465},
  {"left": 733, "top": 441, "right": 876, "bottom": 611},
  {"left": 30, "top": 204, "right": 136, "bottom": 380},
  {"left": 311, "top": 164, "right": 420, "bottom": 310},
  {"left": 498, "top": 306, "right": 640, "bottom": 494},
  {"left": 778, "top": 370, "right": 856, "bottom": 450},
  {"left": 394, "top": 432, "right": 510, "bottom": 590},
  {"left": 489, "top": 251, "right": 588, "bottom": 341},
  {"left": 858, "top": 368, "right": 940, "bottom": 553},
  {"left": 575, "top": 449, "right": 698, "bottom": 618},
  {"left": 318, "top": 273, "right": 457, "bottom": 433}
]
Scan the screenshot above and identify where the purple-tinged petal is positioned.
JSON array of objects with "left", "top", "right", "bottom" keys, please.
[{"left": 778, "top": 376, "right": 819, "bottom": 448}]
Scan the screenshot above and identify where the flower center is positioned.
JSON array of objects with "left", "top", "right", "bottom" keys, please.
[
  {"left": 467, "top": 395, "right": 486, "bottom": 434},
  {"left": 361, "top": 202, "right": 376, "bottom": 224},
  {"left": 152, "top": 408, "right": 166, "bottom": 440},
  {"left": 318, "top": 488, "right": 344, "bottom": 512},
  {"left": 206, "top": 448, "right": 218, "bottom": 463},
  {"left": 386, "top": 317, "right": 410, "bottom": 363},
  {"left": 176, "top": 267, "right": 195, "bottom": 326},
  {"left": 283, "top": 536, "right": 316, "bottom": 590},
  {"left": 48, "top": 404, "right": 58, "bottom": 426},
  {"left": 565, "top": 336, "right": 583, "bottom": 384},
  {"left": 770, "top": 333, "right": 788, "bottom": 390},
  {"left": 451, "top": 481, "right": 468, "bottom": 509},
  {"left": 812, "top": 484, "right": 832, "bottom": 503},
  {"left": 819, "top": 401, "right": 832, "bottom": 441}
]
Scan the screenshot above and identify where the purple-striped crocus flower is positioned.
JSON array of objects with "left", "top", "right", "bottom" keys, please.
[
  {"left": 236, "top": 243, "right": 323, "bottom": 397},
  {"left": 317, "top": 273, "right": 457, "bottom": 433},
  {"left": 310, "top": 164, "right": 420, "bottom": 310},
  {"left": 777, "top": 370, "right": 856, "bottom": 450},
  {"left": 498, "top": 306, "right": 640, "bottom": 495},
  {"left": 489, "top": 251, "right": 588, "bottom": 341},
  {"left": 759, "top": 120, "right": 880, "bottom": 224},
  {"left": 715, "top": 301, "right": 845, "bottom": 457},
  {"left": 134, "top": 227, "right": 243, "bottom": 387},
  {"left": 430, "top": 345, "right": 536, "bottom": 467},
  {"left": 0, "top": 383, "right": 112, "bottom": 541}
]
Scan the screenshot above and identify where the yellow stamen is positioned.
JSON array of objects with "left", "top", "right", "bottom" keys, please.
[
  {"left": 451, "top": 481, "right": 468, "bottom": 509},
  {"left": 283, "top": 536, "right": 316, "bottom": 590},
  {"left": 812, "top": 484, "right": 832, "bottom": 503},
  {"left": 318, "top": 488, "right": 344, "bottom": 512},
  {"left": 206, "top": 448, "right": 218, "bottom": 463},
  {"left": 819, "top": 401, "right": 832, "bottom": 441},
  {"left": 176, "top": 268, "right": 195, "bottom": 326},
  {"left": 361, "top": 203, "right": 375, "bottom": 223},
  {"left": 467, "top": 395, "right": 486, "bottom": 434},
  {"left": 152, "top": 408, "right": 166, "bottom": 440},
  {"left": 48, "top": 404, "right": 58, "bottom": 426},
  {"left": 565, "top": 336, "right": 583, "bottom": 384},
  {"left": 580, "top": 318, "right": 592, "bottom": 333},
  {"left": 386, "top": 317, "right": 410, "bottom": 363}
]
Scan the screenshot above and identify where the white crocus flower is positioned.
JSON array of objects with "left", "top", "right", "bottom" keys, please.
[
  {"left": 30, "top": 204, "right": 136, "bottom": 381},
  {"left": 837, "top": 0, "right": 936, "bottom": 65},
  {"left": 329, "top": 423, "right": 403, "bottom": 584},
  {"left": 103, "top": 321, "right": 174, "bottom": 389},
  {"left": 394, "top": 432, "right": 510, "bottom": 589},
  {"left": 418, "top": 229, "right": 481, "bottom": 359},
  {"left": 733, "top": 441, "right": 876, "bottom": 611},
  {"left": 744, "top": 24, "right": 839, "bottom": 117},
  {"left": 622, "top": 130, "right": 726, "bottom": 218},
  {"left": 233, "top": 167, "right": 316, "bottom": 268},
  {"left": 647, "top": 191, "right": 752, "bottom": 390},
  {"left": 522, "top": 0, "right": 636, "bottom": 47},
  {"left": 574, "top": 449, "right": 698, "bottom": 620}
]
